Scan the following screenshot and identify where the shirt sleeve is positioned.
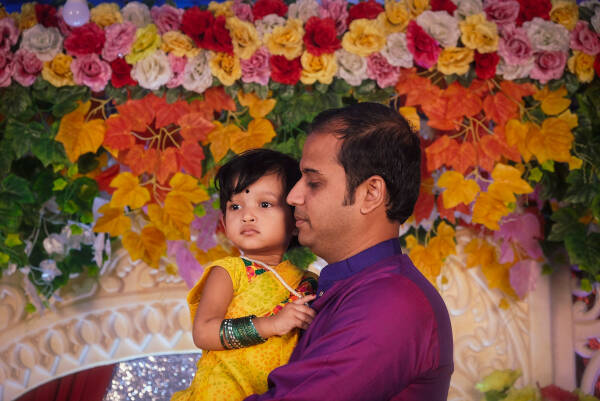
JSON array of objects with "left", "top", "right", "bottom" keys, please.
[{"left": 244, "top": 277, "right": 441, "bottom": 401}]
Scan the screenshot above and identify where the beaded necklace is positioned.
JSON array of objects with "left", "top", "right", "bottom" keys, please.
[{"left": 240, "top": 254, "right": 302, "bottom": 298}]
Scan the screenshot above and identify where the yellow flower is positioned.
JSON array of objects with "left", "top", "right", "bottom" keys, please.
[
  {"left": 436, "top": 47, "right": 474, "bottom": 75},
  {"left": 533, "top": 86, "right": 570, "bottom": 115},
  {"left": 407, "top": 0, "right": 429, "bottom": 18},
  {"left": 300, "top": 51, "right": 338, "bottom": 85},
  {"left": 472, "top": 192, "right": 509, "bottom": 230},
  {"left": 210, "top": 52, "right": 242, "bottom": 86},
  {"left": 19, "top": 3, "right": 37, "bottom": 30},
  {"left": 265, "top": 18, "right": 305, "bottom": 60},
  {"left": 528, "top": 117, "right": 574, "bottom": 164},
  {"left": 161, "top": 31, "right": 200, "bottom": 58},
  {"left": 568, "top": 50, "right": 596, "bottom": 83},
  {"left": 459, "top": 13, "right": 498, "bottom": 53},
  {"left": 550, "top": 1, "right": 579, "bottom": 30},
  {"left": 382, "top": 0, "right": 411, "bottom": 33},
  {"left": 126, "top": 24, "right": 162, "bottom": 64},
  {"left": 209, "top": 0, "right": 234, "bottom": 17},
  {"left": 42, "top": 53, "right": 74, "bottom": 87},
  {"left": 91, "top": 3, "right": 123, "bottom": 27},
  {"left": 342, "top": 18, "right": 386, "bottom": 57},
  {"left": 227, "top": 17, "right": 262, "bottom": 60}
]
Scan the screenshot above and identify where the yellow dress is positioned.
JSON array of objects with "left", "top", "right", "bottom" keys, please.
[{"left": 171, "top": 256, "right": 316, "bottom": 401}]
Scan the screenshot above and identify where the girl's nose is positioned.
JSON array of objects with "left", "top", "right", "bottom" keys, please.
[{"left": 242, "top": 214, "right": 255, "bottom": 222}]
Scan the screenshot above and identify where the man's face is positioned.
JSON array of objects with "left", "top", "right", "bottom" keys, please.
[{"left": 286, "top": 132, "right": 358, "bottom": 262}]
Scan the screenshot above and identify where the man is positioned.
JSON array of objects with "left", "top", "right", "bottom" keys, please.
[{"left": 245, "top": 102, "right": 453, "bottom": 401}]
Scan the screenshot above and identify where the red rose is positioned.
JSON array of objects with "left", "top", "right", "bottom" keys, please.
[
  {"left": 270, "top": 55, "right": 301, "bottom": 85},
  {"left": 35, "top": 4, "right": 58, "bottom": 28},
  {"left": 474, "top": 51, "right": 499, "bottom": 79},
  {"left": 181, "top": 7, "right": 215, "bottom": 48},
  {"left": 203, "top": 15, "right": 234, "bottom": 54},
  {"left": 303, "top": 17, "right": 341, "bottom": 56},
  {"left": 347, "top": 0, "right": 384, "bottom": 26},
  {"left": 595, "top": 54, "right": 600, "bottom": 78},
  {"left": 406, "top": 20, "right": 441, "bottom": 69},
  {"left": 110, "top": 58, "right": 136, "bottom": 88},
  {"left": 64, "top": 23, "right": 105, "bottom": 57},
  {"left": 516, "top": 0, "right": 551, "bottom": 25},
  {"left": 430, "top": 0, "right": 457, "bottom": 14},
  {"left": 252, "top": 0, "right": 288, "bottom": 21}
]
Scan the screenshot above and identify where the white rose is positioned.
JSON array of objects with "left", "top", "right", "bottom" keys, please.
[
  {"left": 497, "top": 58, "right": 534, "bottom": 80},
  {"left": 121, "top": 1, "right": 152, "bottom": 28},
  {"left": 183, "top": 52, "right": 213, "bottom": 94},
  {"left": 591, "top": 8, "right": 600, "bottom": 34},
  {"left": 288, "top": 0, "right": 320, "bottom": 22},
  {"left": 524, "top": 17, "right": 570, "bottom": 52},
  {"left": 416, "top": 11, "right": 461, "bottom": 48},
  {"left": 20, "top": 24, "right": 63, "bottom": 62},
  {"left": 255, "top": 14, "right": 286, "bottom": 40},
  {"left": 335, "top": 49, "right": 368, "bottom": 86},
  {"left": 132, "top": 50, "right": 172, "bottom": 90},
  {"left": 43, "top": 233, "right": 65, "bottom": 256},
  {"left": 380, "top": 32, "right": 413, "bottom": 67},
  {"left": 454, "top": 0, "right": 483, "bottom": 19}
]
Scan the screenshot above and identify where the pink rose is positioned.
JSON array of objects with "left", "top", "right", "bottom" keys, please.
[
  {"left": 498, "top": 26, "right": 532, "bottom": 65},
  {"left": 102, "top": 22, "right": 137, "bottom": 62},
  {"left": 241, "top": 46, "right": 271, "bottom": 85},
  {"left": 12, "top": 49, "right": 42, "bottom": 87},
  {"left": 0, "top": 17, "right": 19, "bottom": 52},
  {"left": 319, "top": 0, "right": 349, "bottom": 36},
  {"left": 232, "top": 0, "right": 254, "bottom": 22},
  {"left": 71, "top": 53, "right": 112, "bottom": 92},
  {"left": 56, "top": 7, "right": 73, "bottom": 37},
  {"left": 166, "top": 53, "right": 187, "bottom": 88},
  {"left": 406, "top": 20, "right": 441, "bottom": 69},
  {"left": 367, "top": 52, "right": 401, "bottom": 88},
  {"left": 484, "top": 1, "right": 519, "bottom": 33},
  {"left": 0, "top": 51, "right": 13, "bottom": 87},
  {"left": 150, "top": 5, "right": 184, "bottom": 34},
  {"left": 571, "top": 21, "right": 600, "bottom": 56},
  {"left": 530, "top": 50, "right": 567, "bottom": 83}
]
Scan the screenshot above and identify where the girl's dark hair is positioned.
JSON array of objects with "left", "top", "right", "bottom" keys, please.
[
  {"left": 214, "top": 148, "right": 301, "bottom": 215},
  {"left": 309, "top": 102, "right": 421, "bottom": 224}
]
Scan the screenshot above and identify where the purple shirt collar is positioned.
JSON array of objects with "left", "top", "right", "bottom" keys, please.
[{"left": 317, "top": 238, "right": 403, "bottom": 296}]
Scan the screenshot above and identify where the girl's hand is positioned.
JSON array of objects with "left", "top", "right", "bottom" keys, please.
[{"left": 256, "top": 295, "right": 317, "bottom": 337}]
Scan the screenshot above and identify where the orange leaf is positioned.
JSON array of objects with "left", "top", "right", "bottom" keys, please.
[
  {"left": 188, "top": 98, "right": 216, "bottom": 121},
  {"left": 472, "top": 192, "right": 509, "bottom": 230},
  {"left": 478, "top": 135, "right": 503, "bottom": 166},
  {"left": 155, "top": 147, "right": 179, "bottom": 184},
  {"left": 437, "top": 170, "right": 480, "bottom": 209},
  {"left": 204, "top": 86, "right": 236, "bottom": 113},
  {"left": 122, "top": 145, "right": 158, "bottom": 176},
  {"left": 413, "top": 178, "right": 435, "bottom": 223},
  {"left": 487, "top": 163, "right": 533, "bottom": 203},
  {"left": 122, "top": 226, "right": 166, "bottom": 267},
  {"left": 93, "top": 203, "right": 131, "bottom": 237},
  {"left": 452, "top": 141, "right": 477, "bottom": 175},
  {"left": 55, "top": 101, "right": 106, "bottom": 163},
  {"left": 483, "top": 92, "right": 519, "bottom": 127},
  {"left": 177, "top": 112, "right": 215, "bottom": 142},
  {"left": 229, "top": 118, "right": 276, "bottom": 154},
  {"left": 444, "top": 82, "right": 482, "bottom": 120},
  {"left": 110, "top": 172, "right": 150, "bottom": 209},
  {"left": 206, "top": 122, "right": 239, "bottom": 163},
  {"left": 396, "top": 68, "right": 442, "bottom": 107},
  {"left": 436, "top": 195, "right": 455, "bottom": 224},
  {"left": 168, "top": 172, "right": 209, "bottom": 203},
  {"left": 492, "top": 125, "right": 522, "bottom": 162},
  {"left": 178, "top": 140, "right": 205, "bottom": 179},
  {"left": 422, "top": 97, "right": 457, "bottom": 130},
  {"left": 424, "top": 135, "right": 459, "bottom": 172},
  {"left": 116, "top": 97, "right": 154, "bottom": 132},
  {"left": 104, "top": 115, "right": 135, "bottom": 150},
  {"left": 500, "top": 81, "right": 536, "bottom": 103},
  {"left": 155, "top": 99, "right": 191, "bottom": 128},
  {"left": 504, "top": 119, "right": 534, "bottom": 162}
]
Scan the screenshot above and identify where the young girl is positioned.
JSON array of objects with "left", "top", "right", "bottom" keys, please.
[{"left": 171, "top": 149, "right": 317, "bottom": 401}]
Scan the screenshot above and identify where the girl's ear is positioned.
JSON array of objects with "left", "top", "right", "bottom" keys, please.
[{"left": 219, "top": 214, "right": 226, "bottom": 229}]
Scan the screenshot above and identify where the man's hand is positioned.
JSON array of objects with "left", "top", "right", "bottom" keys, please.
[{"left": 255, "top": 295, "right": 317, "bottom": 338}]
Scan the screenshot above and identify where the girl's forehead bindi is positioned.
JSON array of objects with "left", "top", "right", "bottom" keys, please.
[{"left": 245, "top": 189, "right": 250, "bottom": 193}]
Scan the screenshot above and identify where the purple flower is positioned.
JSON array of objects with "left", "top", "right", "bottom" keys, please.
[
  {"left": 241, "top": 46, "right": 271, "bottom": 85},
  {"left": 232, "top": 0, "right": 254, "bottom": 22},
  {"left": 367, "top": 52, "right": 401, "bottom": 88},
  {"left": 509, "top": 260, "right": 541, "bottom": 299},
  {"left": 167, "top": 241, "right": 204, "bottom": 288},
  {"left": 150, "top": 5, "right": 184, "bottom": 34},
  {"left": 71, "top": 53, "right": 112, "bottom": 92},
  {"left": 102, "top": 22, "right": 137, "bottom": 62},
  {"left": 0, "top": 17, "right": 19, "bottom": 52},
  {"left": 12, "top": 49, "right": 42, "bottom": 87},
  {"left": 498, "top": 26, "right": 532, "bottom": 65},
  {"left": 166, "top": 53, "right": 187, "bottom": 88},
  {"left": 191, "top": 202, "right": 220, "bottom": 252}
]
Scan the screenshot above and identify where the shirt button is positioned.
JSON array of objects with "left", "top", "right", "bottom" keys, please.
[{"left": 319, "top": 291, "right": 324, "bottom": 297}]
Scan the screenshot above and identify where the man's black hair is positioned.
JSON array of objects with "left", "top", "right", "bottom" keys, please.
[
  {"left": 309, "top": 102, "right": 421, "bottom": 224},
  {"left": 214, "top": 148, "right": 301, "bottom": 216}
]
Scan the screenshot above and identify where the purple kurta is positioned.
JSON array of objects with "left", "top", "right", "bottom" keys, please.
[{"left": 245, "top": 239, "right": 453, "bottom": 401}]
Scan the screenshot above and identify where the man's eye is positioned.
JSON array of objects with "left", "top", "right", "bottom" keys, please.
[
  {"left": 229, "top": 204, "right": 240, "bottom": 210},
  {"left": 307, "top": 182, "right": 320, "bottom": 189},
  {"left": 260, "top": 202, "right": 272, "bottom": 208}
]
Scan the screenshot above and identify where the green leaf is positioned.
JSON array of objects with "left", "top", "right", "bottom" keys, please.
[
  {"left": 565, "top": 231, "right": 600, "bottom": 274},
  {"left": 528, "top": 167, "right": 543, "bottom": 182},
  {"left": 541, "top": 160, "right": 554, "bottom": 172},
  {"left": 194, "top": 204, "right": 206, "bottom": 217},
  {"left": 53, "top": 178, "right": 68, "bottom": 191},
  {"left": 31, "top": 138, "right": 68, "bottom": 167},
  {"left": 104, "top": 84, "right": 129, "bottom": 105},
  {"left": 564, "top": 169, "right": 599, "bottom": 204},
  {"left": 283, "top": 246, "right": 317, "bottom": 270},
  {"left": 4, "top": 233, "right": 22, "bottom": 247},
  {"left": 69, "top": 224, "right": 83, "bottom": 235},
  {"left": 0, "top": 144, "right": 15, "bottom": 179},
  {"left": 1, "top": 175, "right": 35, "bottom": 204},
  {"left": 580, "top": 278, "right": 592, "bottom": 293},
  {"left": 32, "top": 170, "right": 55, "bottom": 203},
  {"left": 25, "top": 303, "right": 36, "bottom": 314},
  {"left": 77, "top": 153, "right": 99, "bottom": 174},
  {"left": 166, "top": 87, "right": 182, "bottom": 104},
  {"left": 0, "top": 201, "right": 23, "bottom": 232},
  {"left": 0, "top": 84, "right": 33, "bottom": 118},
  {"left": 52, "top": 85, "right": 90, "bottom": 117},
  {"left": 592, "top": 194, "right": 600, "bottom": 222},
  {"left": 547, "top": 207, "right": 584, "bottom": 242}
]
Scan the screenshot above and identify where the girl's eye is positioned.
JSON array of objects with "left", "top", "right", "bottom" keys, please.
[
  {"left": 229, "top": 204, "right": 240, "bottom": 211},
  {"left": 260, "top": 202, "right": 272, "bottom": 208}
]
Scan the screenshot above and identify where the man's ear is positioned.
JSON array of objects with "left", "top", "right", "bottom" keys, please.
[{"left": 359, "top": 175, "right": 387, "bottom": 215}]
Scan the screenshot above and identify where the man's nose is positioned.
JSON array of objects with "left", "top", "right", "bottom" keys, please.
[{"left": 286, "top": 181, "right": 303, "bottom": 206}]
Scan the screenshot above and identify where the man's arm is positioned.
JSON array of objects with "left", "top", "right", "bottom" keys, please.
[{"left": 245, "top": 278, "right": 441, "bottom": 401}]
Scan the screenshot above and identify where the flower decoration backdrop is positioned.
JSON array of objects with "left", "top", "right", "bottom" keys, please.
[{"left": 0, "top": 0, "right": 599, "bottom": 329}]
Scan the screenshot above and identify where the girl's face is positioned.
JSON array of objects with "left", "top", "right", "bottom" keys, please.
[{"left": 222, "top": 173, "right": 295, "bottom": 265}]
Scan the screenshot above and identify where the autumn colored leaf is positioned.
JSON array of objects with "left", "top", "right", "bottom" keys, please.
[
  {"left": 155, "top": 99, "right": 191, "bottom": 128},
  {"left": 487, "top": 163, "right": 533, "bottom": 203},
  {"left": 427, "top": 221, "right": 456, "bottom": 259},
  {"left": 177, "top": 112, "right": 215, "bottom": 142},
  {"left": 395, "top": 68, "right": 441, "bottom": 107},
  {"left": 122, "top": 226, "right": 166, "bottom": 267},
  {"left": 472, "top": 192, "right": 509, "bottom": 230},
  {"left": 483, "top": 92, "right": 519, "bottom": 127},
  {"left": 422, "top": 96, "right": 457, "bottom": 130},
  {"left": 165, "top": 194, "right": 195, "bottom": 226},
  {"left": 436, "top": 195, "right": 455, "bottom": 224},
  {"left": 155, "top": 147, "right": 180, "bottom": 184},
  {"left": 405, "top": 235, "right": 443, "bottom": 284},
  {"left": 238, "top": 91, "right": 277, "bottom": 119},
  {"left": 178, "top": 140, "right": 205, "bottom": 179},
  {"left": 481, "top": 260, "right": 517, "bottom": 298},
  {"left": 110, "top": 172, "right": 151, "bottom": 209},
  {"left": 193, "top": 243, "right": 238, "bottom": 266},
  {"left": 206, "top": 122, "right": 240, "bottom": 163},
  {"left": 93, "top": 203, "right": 131, "bottom": 237},
  {"left": 122, "top": 145, "right": 158, "bottom": 176},
  {"left": 528, "top": 117, "right": 574, "bottom": 164},
  {"left": 399, "top": 106, "right": 420, "bottom": 131},
  {"left": 533, "top": 86, "right": 570, "bottom": 116},
  {"left": 230, "top": 118, "right": 276, "bottom": 155},
  {"left": 478, "top": 135, "right": 504, "bottom": 167},
  {"left": 413, "top": 178, "right": 435, "bottom": 223},
  {"left": 168, "top": 172, "right": 209, "bottom": 204},
  {"left": 188, "top": 99, "right": 216, "bottom": 121},
  {"left": 557, "top": 109, "right": 578, "bottom": 129},
  {"left": 94, "top": 164, "right": 120, "bottom": 194},
  {"left": 444, "top": 82, "right": 482, "bottom": 120},
  {"left": 464, "top": 238, "right": 497, "bottom": 270},
  {"left": 116, "top": 97, "right": 154, "bottom": 132},
  {"left": 491, "top": 125, "right": 522, "bottom": 162},
  {"left": 539, "top": 385, "right": 579, "bottom": 401},
  {"left": 467, "top": 79, "right": 492, "bottom": 98},
  {"left": 499, "top": 80, "right": 536, "bottom": 104},
  {"left": 437, "top": 170, "right": 480, "bottom": 209},
  {"left": 476, "top": 143, "right": 496, "bottom": 174},
  {"left": 451, "top": 141, "right": 478, "bottom": 175},
  {"left": 424, "top": 135, "right": 460, "bottom": 172},
  {"left": 147, "top": 204, "right": 189, "bottom": 240},
  {"left": 55, "top": 101, "right": 106, "bottom": 163},
  {"left": 104, "top": 115, "right": 135, "bottom": 150},
  {"left": 204, "top": 86, "right": 236, "bottom": 113},
  {"left": 504, "top": 119, "right": 533, "bottom": 162}
]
